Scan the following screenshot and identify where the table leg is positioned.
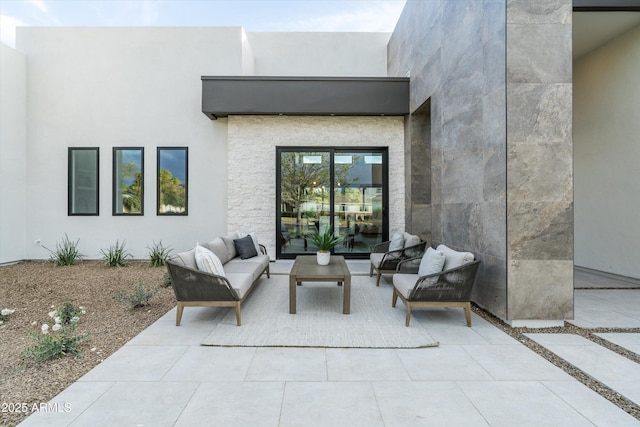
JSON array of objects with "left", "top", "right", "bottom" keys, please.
[
  {"left": 343, "top": 275, "right": 351, "bottom": 314},
  {"left": 289, "top": 275, "right": 296, "bottom": 314}
]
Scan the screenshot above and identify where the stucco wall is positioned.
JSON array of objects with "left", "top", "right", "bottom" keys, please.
[
  {"left": 246, "top": 32, "right": 390, "bottom": 77},
  {"left": 4, "top": 27, "right": 393, "bottom": 260},
  {"left": 227, "top": 116, "right": 405, "bottom": 258},
  {"left": 574, "top": 24, "right": 640, "bottom": 279},
  {"left": 388, "top": 0, "right": 508, "bottom": 318},
  {"left": 15, "top": 27, "right": 240, "bottom": 259},
  {"left": 0, "top": 43, "right": 27, "bottom": 263}
]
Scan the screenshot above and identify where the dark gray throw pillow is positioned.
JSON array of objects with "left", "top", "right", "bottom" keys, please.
[{"left": 234, "top": 235, "right": 258, "bottom": 259}]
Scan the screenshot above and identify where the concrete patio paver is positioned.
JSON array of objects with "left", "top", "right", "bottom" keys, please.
[
  {"left": 526, "top": 333, "right": 640, "bottom": 406},
  {"left": 16, "top": 265, "right": 640, "bottom": 426}
]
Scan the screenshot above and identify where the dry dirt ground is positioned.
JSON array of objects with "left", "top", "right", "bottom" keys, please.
[
  {"left": 0, "top": 260, "right": 176, "bottom": 427},
  {"left": 1, "top": 261, "right": 639, "bottom": 426}
]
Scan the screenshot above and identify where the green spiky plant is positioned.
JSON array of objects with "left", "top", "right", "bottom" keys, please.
[
  {"left": 307, "top": 227, "right": 342, "bottom": 252},
  {"left": 100, "top": 240, "right": 132, "bottom": 267}
]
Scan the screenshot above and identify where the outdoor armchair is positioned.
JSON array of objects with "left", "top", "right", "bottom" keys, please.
[
  {"left": 369, "top": 232, "right": 427, "bottom": 286},
  {"left": 392, "top": 253, "right": 480, "bottom": 327}
]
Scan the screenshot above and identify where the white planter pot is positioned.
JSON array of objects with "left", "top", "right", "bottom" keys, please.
[{"left": 316, "top": 251, "right": 331, "bottom": 265}]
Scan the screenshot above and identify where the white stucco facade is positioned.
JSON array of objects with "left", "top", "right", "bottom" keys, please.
[
  {"left": 0, "top": 28, "right": 392, "bottom": 262},
  {"left": 0, "top": 44, "right": 27, "bottom": 263},
  {"left": 574, "top": 24, "right": 640, "bottom": 279}
]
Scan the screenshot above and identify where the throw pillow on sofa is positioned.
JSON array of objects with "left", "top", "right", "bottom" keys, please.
[
  {"left": 237, "top": 231, "right": 261, "bottom": 255},
  {"left": 195, "top": 244, "right": 226, "bottom": 276},
  {"left": 418, "top": 247, "right": 446, "bottom": 277},
  {"left": 234, "top": 235, "right": 258, "bottom": 259}
]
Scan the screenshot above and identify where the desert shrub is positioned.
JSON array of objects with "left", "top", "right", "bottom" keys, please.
[
  {"left": 147, "top": 240, "right": 172, "bottom": 267},
  {"left": 161, "top": 271, "right": 172, "bottom": 288},
  {"left": 44, "top": 234, "right": 82, "bottom": 266},
  {"left": 113, "top": 280, "right": 158, "bottom": 310},
  {"left": 22, "top": 301, "right": 88, "bottom": 363},
  {"left": 100, "top": 240, "right": 132, "bottom": 267}
]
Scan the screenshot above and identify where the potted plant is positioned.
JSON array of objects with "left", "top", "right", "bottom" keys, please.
[{"left": 307, "top": 227, "right": 342, "bottom": 265}]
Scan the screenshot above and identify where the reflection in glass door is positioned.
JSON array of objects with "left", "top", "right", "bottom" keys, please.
[
  {"left": 333, "top": 151, "right": 385, "bottom": 255},
  {"left": 277, "top": 148, "right": 387, "bottom": 259}
]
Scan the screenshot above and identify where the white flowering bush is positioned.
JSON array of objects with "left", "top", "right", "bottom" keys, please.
[
  {"left": 0, "top": 306, "right": 15, "bottom": 324},
  {"left": 22, "top": 300, "right": 89, "bottom": 363}
]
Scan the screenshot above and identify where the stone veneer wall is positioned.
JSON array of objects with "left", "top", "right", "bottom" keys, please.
[
  {"left": 506, "top": 0, "right": 573, "bottom": 322},
  {"left": 388, "top": 0, "right": 508, "bottom": 318},
  {"left": 227, "top": 115, "right": 405, "bottom": 258}
]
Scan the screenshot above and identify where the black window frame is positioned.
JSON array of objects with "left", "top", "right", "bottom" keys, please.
[
  {"left": 157, "top": 147, "right": 189, "bottom": 216},
  {"left": 68, "top": 147, "right": 100, "bottom": 216},
  {"left": 112, "top": 147, "right": 144, "bottom": 216},
  {"left": 276, "top": 146, "right": 389, "bottom": 260}
]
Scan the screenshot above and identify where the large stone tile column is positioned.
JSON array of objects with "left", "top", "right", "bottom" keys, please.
[{"left": 506, "top": 0, "right": 573, "bottom": 324}]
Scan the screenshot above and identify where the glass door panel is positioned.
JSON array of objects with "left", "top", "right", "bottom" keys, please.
[
  {"left": 333, "top": 151, "right": 384, "bottom": 254},
  {"left": 279, "top": 150, "right": 330, "bottom": 255},
  {"left": 277, "top": 147, "right": 387, "bottom": 259}
]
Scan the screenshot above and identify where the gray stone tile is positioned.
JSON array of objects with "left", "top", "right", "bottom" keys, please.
[
  {"left": 458, "top": 381, "right": 595, "bottom": 427},
  {"left": 280, "top": 382, "right": 383, "bottom": 427},
  {"left": 16, "top": 382, "right": 114, "bottom": 427},
  {"left": 68, "top": 382, "right": 198, "bottom": 427},
  {"left": 507, "top": 0, "right": 572, "bottom": 24},
  {"left": 326, "top": 348, "right": 410, "bottom": 381},
  {"left": 396, "top": 345, "right": 492, "bottom": 381},
  {"left": 507, "top": 259, "right": 573, "bottom": 320},
  {"left": 596, "top": 333, "right": 640, "bottom": 355},
  {"left": 245, "top": 347, "right": 327, "bottom": 381},
  {"left": 463, "top": 345, "right": 572, "bottom": 380},
  {"left": 162, "top": 346, "right": 256, "bottom": 381},
  {"left": 542, "top": 380, "right": 640, "bottom": 426},
  {"left": 374, "top": 381, "right": 489, "bottom": 426},
  {"left": 507, "top": 23, "right": 572, "bottom": 83},
  {"left": 175, "top": 382, "right": 284, "bottom": 427},
  {"left": 78, "top": 345, "right": 188, "bottom": 382}
]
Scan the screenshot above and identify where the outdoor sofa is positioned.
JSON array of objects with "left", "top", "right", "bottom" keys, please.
[{"left": 165, "top": 232, "right": 270, "bottom": 326}]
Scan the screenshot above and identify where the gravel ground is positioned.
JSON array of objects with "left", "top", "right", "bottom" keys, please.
[
  {"left": 0, "top": 260, "right": 176, "bottom": 427},
  {"left": 1, "top": 261, "right": 638, "bottom": 425}
]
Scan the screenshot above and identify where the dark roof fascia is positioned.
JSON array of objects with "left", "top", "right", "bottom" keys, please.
[
  {"left": 201, "top": 76, "right": 410, "bottom": 120},
  {"left": 573, "top": 0, "right": 640, "bottom": 11}
]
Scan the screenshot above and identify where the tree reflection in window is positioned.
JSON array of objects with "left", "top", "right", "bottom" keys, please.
[
  {"left": 113, "top": 148, "right": 143, "bottom": 215},
  {"left": 157, "top": 147, "right": 188, "bottom": 215}
]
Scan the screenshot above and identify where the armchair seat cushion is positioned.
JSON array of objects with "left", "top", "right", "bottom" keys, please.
[
  {"left": 393, "top": 273, "right": 420, "bottom": 299},
  {"left": 369, "top": 252, "right": 386, "bottom": 269}
]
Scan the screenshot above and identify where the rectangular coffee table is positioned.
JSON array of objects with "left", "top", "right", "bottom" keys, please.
[{"left": 289, "top": 255, "right": 351, "bottom": 314}]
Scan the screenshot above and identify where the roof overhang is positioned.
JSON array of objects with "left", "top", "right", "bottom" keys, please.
[
  {"left": 573, "top": 0, "right": 640, "bottom": 11},
  {"left": 201, "top": 76, "right": 410, "bottom": 120}
]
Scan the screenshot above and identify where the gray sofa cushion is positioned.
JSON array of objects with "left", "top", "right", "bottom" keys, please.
[
  {"left": 171, "top": 248, "right": 197, "bottom": 270},
  {"left": 224, "top": 272, "right": 255, "bottom": 298},
  {"left": 201, "top": 237, "right": 230, "bottom": 265}
]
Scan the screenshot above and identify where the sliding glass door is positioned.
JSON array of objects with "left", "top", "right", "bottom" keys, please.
[{"left": 277, "top": 147, "right": 388, "bottom": 259}]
